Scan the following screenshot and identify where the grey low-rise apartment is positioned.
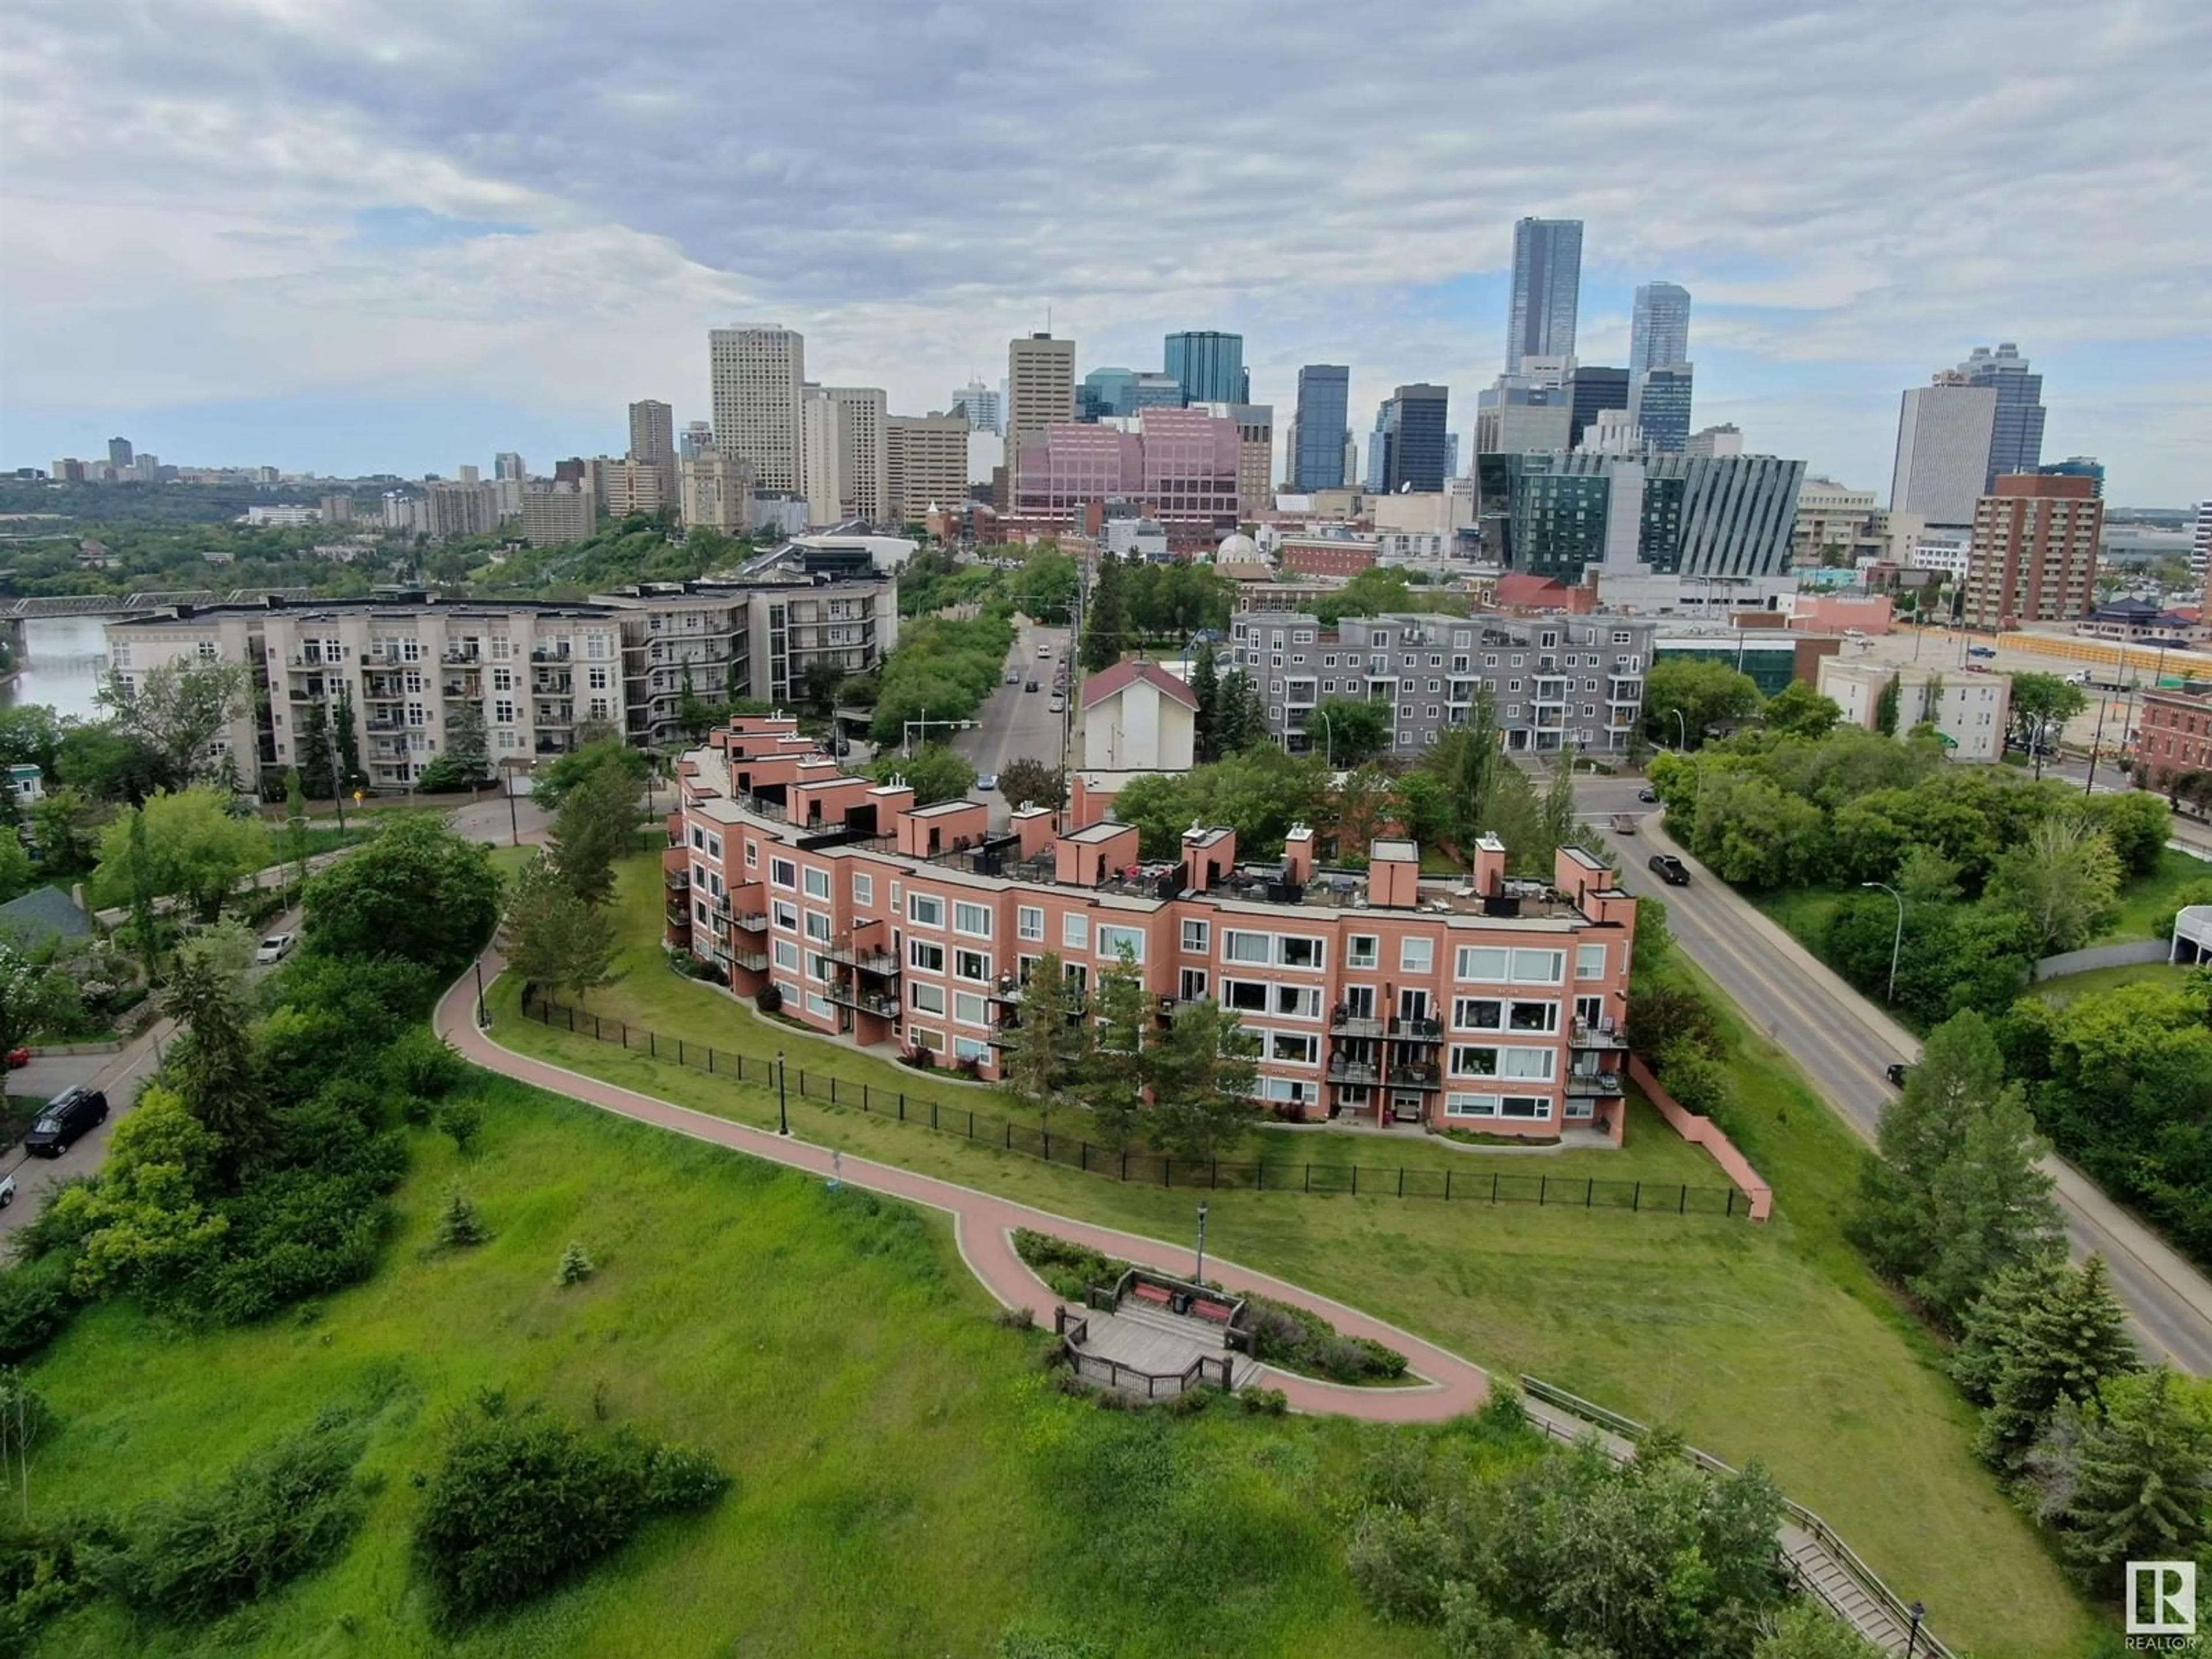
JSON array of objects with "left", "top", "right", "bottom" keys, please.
[{"left": 1229, "top": 611, "right": 1654, "bottom": 757}]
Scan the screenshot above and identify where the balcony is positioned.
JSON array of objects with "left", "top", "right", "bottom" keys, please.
[
  {"left": 1566, "top": 1069, "right": 1625, "bottom": 1097},
  {"left": 1569, "top": 1017, "right": 1628, "bottom": 1050},
  {"left": 1329, "top": 1008, "right": 1385, "bottom": 1038},
  {"left": 1154, "top": 995, "right": 1209, "bottom": 1021},
  {"left": 728, "top": 944, "right": 770, "bottom": 973},
  {"left": 533, "top": 673, "right": 573, "bottom": 695},
  {"left": 1388, "top": 1016, "right": 1444, "bottom": 1043},
  {"left": 731, "top": 909, "right": 768, "bottom": 933},
  {"left": 665, "top": 869, "right": 690, "bottom": 894},
  {"left": 665, "top": 905, "right": 692, "bottom": 933},
  {"left": 1325, "top": 1058, "right": 1380, "bottom": 1086},
  {"left": 531, "top": 645, "right": 571, "bottom": 662},
  {"left": 1385, "top": 1063, "right": 1441, "bottom": 1090},
  {"left": 824, "top": 980, "right": 901, "bottom": 1020},
  {"left": 441, "top": 647, "right": 482, "bottom": 665},
  {"left": 535, "top": 704, "right": 575, "bottom": 727},
  {"left": 828, "top": 938, "right": 900, "bottom": 977}
]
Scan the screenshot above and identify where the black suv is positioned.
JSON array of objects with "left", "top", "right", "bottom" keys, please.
[
  {"left": 24, "top": 1086, "right": 107, "bottom": 1157},
  {"left": 1647, "top": 854, "right": 1691, "bottom": 887}
]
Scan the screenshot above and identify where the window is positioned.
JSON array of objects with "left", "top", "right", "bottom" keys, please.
[
  {"left": 1348, "top": 934, "right": 1380, "bottom": 969},
  {"left": 772, "top": 940, "right": 799, "bottom": 971},
  {"left": 806, "top": 952, "right": 830, "bottom": 983},
  {"left": 771, "top": 900, "right": 797, "bottom": 931},
  {"left": 908, "top": 893, "right": 944, "bottom": 928},
  {"left": 953, "top": 902, "right": 991, "bottom": 938},
  {"left": 806, "top": 992, "right": 834, "bottom": 1020},
  {"left": 1273, "top": 984, "right": 1321, "bottom": 1018},
  {"left": 1180, "top": 918, "right": 1210, "bottom": 954},
  {"left": 953, "top": 1035, "right": 991, "bottom": 1065},
  {"left": 1500, "top": 1047, "right": 1555, "bottom": 1080},
  {"left": 1446, "top": 1093, "right": 1499, "bottom": 1119},
  {"left": 494, "top": 699, "right": 516, "bottom": 724},
  {"left": 1456, "top": 945, "right": 1509, "bottom": 982},
  {"left": 853, "top": 873, "right": 873, "bottom": 907},
  {"left": 1510, "top": 949, "right": 1564, "bottom": 984},
  {"left": 1224, "top": 929, "right": 1271, "bottom": 965},
  {"left": 1501, "top": 1096, "right": 1552, "bottom": 1120},
  {"left": 909, "top": 983, "right": 946, "bottom": 1016},
  {"left": 1263, "top": 1078, "right": 1319, "bottom": 1107},
  {"left": 953, "top": 948, "right": 990, "bottom": 982},
  {"left": 1063, "top": 914, "right": 1089, "bottom": 950},
  {"left": 908, "top": 940, "right": 945, "bottom": 974},
  {"left": 1097, "top": 925, "right": 1145, "bottom": 963},
  {"left": 1508, "top": 1001, "right": 1558, "bottom": 1033},
  {"left": 770, "top": 857, "right": 796, "bottom": 889},
  {"left": 690, "top": 826, "right": 704, "bottom": 850},
  {"left": 1269, "top": 1031, "right": 1319, "bottom": 1064},
  {"left": 910, "top": 1025, "right": 944, "bottom": 1052},
  {"left": 1453, "top": 997, "right": 1502, "bottom": 1029},
  {"left": 1399, "top": 937, "right": 1433, "bottom": 974},
  {"left": 1018, "top": 906, "right": 1044, "bottom": 942},
  {"left": 802, "top": 866, "right": 829, "bottom": 899},
  {"left": 1450, "top": 1046, "right": 1499, "bottom": 1077},
  {"left": 953, "top": 991, "right": 989, "bottom": 1027},
  {"left": 745, "top": 840, "right": 759, "bottom": 869},
  {"left": 799, "top": 910, "right": 828, "bottom": 943},
  {"left": 1279, "top": 935, "right": 1324, "bottom": 970},
  {"left": 1224, "top": 979, "right": 1267, "bottom": 1012}
]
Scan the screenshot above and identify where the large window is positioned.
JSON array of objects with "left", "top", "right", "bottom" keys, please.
[
  {"left": 1450, "top": 1045, "right": 1499, "bottom": 1078},
  {"left": 1097, "top": 925, "right": 1146, "bottom": 963},
  {"left": 804, "top": 911, "right": 831, "bottom": 942},
  {"left": 1501, "top": 1096, "right": 1552, "bottom": 1120},
  {"left": 909, "top": 983, "right": 946, "bottom": 1016},
  {"left": 1018, "top": 906, "right": 1044, "bottom": 941},
  {"left": 772, "top": 940, "right": 799, "bottom": 971},
  {"left": 953, "top": 948, "right": 990, "bottom": 982},
  {"left": 770, "top": 857, "right": 796, "bottom": 889},
  {"left": 1399, "top": 937, "right": 1434, "bottom": 974},
  {"left": 1279, "top": 935, "right": 1324, "bottom": 969},
  {"left": 953, "top": 991, "right": 989, "bottom": 1027},
  {"left": 1224, "top": 979, "right": 1267, "bottom": 1012},
  {"left": 1223, "top": 929, "right": 1272, "bottom": 965},
  {"left": 908, "top": 893, "right": 944, "bottom": 928},
  {"left": 1508, "top": 1001, "right": 1559, "bottom": 1033},
  {"left": 1268, "top": 1031, "right": 1319, "bottom": 1064},
  {"left": 1272, "top": 984, "right": 1322, "bottom": 1018},
  {"left": 803, "top": 866, "right": 830, "bottom": 899},
  {"left": 1574, "top": 944, "right": 1607, "bottom": 980},
  {"left": 1180, "top": 918, "right": 1210, "bottom": 954},
  {"left": 771, "top": 900, "right": 797, "bottom": 932},
  {"left": 1456, "top": 945, "right": 1509, "bottom": 982},
  {"left": 1453, "top": 998, "right": 1502, "bottom": 1030},
  {"left": 1347, "top": 934, "right": 1379, "bottom": 969},
  {"left": 1063, "top": 914, "right": 1089, "bottom": 949},
  {"left": 908, "top": 940, "right": 945, "bottom": 974},
  {"left": 1510, "top": 949, "right": 1565, "bottom": 985},
  {"left": 953, "top": 901, "right": 992, "bottom": 938}
]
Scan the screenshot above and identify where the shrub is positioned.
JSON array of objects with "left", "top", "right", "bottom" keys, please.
[
  {"left": 384, "top": 1028, "right": 467, "bottom": 1099},
  {"left": 753, "top": 983, "right": 782, "bottom": 1013},
  {"left": 555, "top": 1241, "right": 594, "bottom": 1286},
  {"left": 1010, "top": 1229, "right": 1129, "bottom": 1302},
  {"left": 1238, "top": 1293, "right": 1408, "bottom": 1384},
  {"left": 435, "top": 1099, "right": 483, "bottom": 1155},
  {"left": 0, "top": 1256, "right": 77, "bottom": 1365},
  {"left": 434, "top": 1188, "right": 488, "bottom": 1250},
  {"left": 412, "top": 1399, "right": 728, "bottom": 1627},
  {"left": 991, "top": 1304, "right": 1033, "bottom": 1331},
  {"left": 108, "top": 1419, "right": 365, "bottom": 1623},
  {"left": 1238, "top": 1385, "right": 1289, "bottom": 1416},
  {"left": 0, "top": 1516, "right": 122, "bottom": 1647},
  {"left": 1655, "top": 1039, "right": 1728, "bottom": 1115}
]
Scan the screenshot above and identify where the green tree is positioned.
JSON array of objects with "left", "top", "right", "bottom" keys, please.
[
  {"left": 551, "top": 759, "right": 637, "bottom": 908},
  {"left": 997, "top": 758, "right": 1066, "bottom": 813},
  {"left": 90, "top": 788, "right": 270, "bottom": 923},
  {"left": 1873, "top": 675, "right": 1901, "bottom": 737},
  {"left": 2081, "top": 789, "right": 2172, "bottom": 878},
  {"left": 1685, "top": 772, "right": 1827, "bottom": 888},
  {"left": 2007, "top": 672, "right": 2089, "bottom": 772},
  {"left": 0, "top": 944, "right": 53, "bottom": 1093},
  {"left": 1643, "top": 658, "right": 1760, "bottom": 750},
  {"left": 1986, "top": 815, "right": 2122, "bottom": 956},
  {"left": 30, "top": 785, "right": 98, "bottom": 873},
  {"left": 296, "top": 699, "right": 339, "bottom": 799},
  {"left": 1081, "top": 555, "right": 1127, "bottom": 673},
  {"left": 48, "top": 1085, "right": 228, "bottom": 1305},
  {"left": 1001, "top": 950, "right": 1085, "bottom": 1135},
  {"left": 1190, "top": 639, "right": 1222, "bottom": 760},
  {"left": 1538, "top": 756, "right": 1578, "bottom": 853},
  {"left": 1957, "top": 1253, "right": 2138, "bottom": 1467},
  {"left": 283, "top": 767, "right": 310, "bottom": 903},
  {"left": 55, "top": 721, "right": 172, "bottom": 804},
  {"left": 0, "top": 706, "right": 63, "bottom": 778},
  {"left": 418, "top": 699, "right": 488, "bottom": 789},
  {"left": 1143, "top": 1002, "right": 1260, "bottom": 1162},
  {"left": 1309, "top": 697, "right": 1390, "bottom": 765},
  {"left": 96, "top": 657, "right": 250, "bottom": 785},
  {"left": 1084, "top": 949, "right": 1150, "bottom": 1152},
  {"left": 1753, "top": 1602, "right": 1889, "bottom": 1658},
  {"left": 1760, "top": 680, "right": 1843, "bottom": 740},
  {"left": 1210, "top": 668, "right": 1268, "bottom": 757},
  {"left": 499, "top": 853, "right": 620, "bottom": 1007},
  {"left": 1425, "top": 692, "right": 1503, "bottom": 851},
  {"left": 872, "top": 743, "right": 977, "bottom": 808},
  {"left": 301, "top": 815, "right": 502, "bottom": 975},
  {"left": 532, "top": 738, "right": 650, "bottom": 812},
  {"left": 126, "top": 797, "right": 160, "bottom": 980},
  {"left": 2056, "top": 1367, "right": 2211, "bottom": 1593},
  {"left": 164, "top": 940, "right": 268, "bottom": 1145},
  {"left": 332, "top": 684, "right": 365, "bottom": 791}
]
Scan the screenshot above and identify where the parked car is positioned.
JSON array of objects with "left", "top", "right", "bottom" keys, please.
[
  {"left": 1637, "top": 787, "right": 1658, "bottom": 804},
  {"left": 975, "top": 772, "right": 999, "bottom": 791},
  {"left": 0, "top": 1172, "right": 13, "bottom": 1208},
  {"left": 1967, "top": 645, "right": 1996, "bottom": 658},
  {"left": 1048, "top": 697, "right": 1066, "bottom": 713},
  {"left": 1037, "top": 643, "right": 1053, "bottom": 658},
  {"left": 1964, "top": 662, "right": 1990, "bottom": 673},
  {"left": 1647, "top": 854, "right": 1691, "bottom": 887},
  {"left": 255, "top": 931, "right": 296, "bottom": 965},
  {"left": 1885, "top": 1063, "right": 1914, "bottom": 1088},
  {"left": 24, "top": 1086, "right": 107, "bottom": 1158},
  {"left": 4, "top": 1046, "right": 27, "bottom": 1069},
  {"left": 1005, "top": 669, "right": 1021, "bottom": 684},
  {"left": 1025, "top": 679, "right": 1040, "bottom": 692}
]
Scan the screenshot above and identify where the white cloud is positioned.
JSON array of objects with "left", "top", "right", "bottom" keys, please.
[{"left": 1, "top": 0, "right": 2208, "bottom": 498}]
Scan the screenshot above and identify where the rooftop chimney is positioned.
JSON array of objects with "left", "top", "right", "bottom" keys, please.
[{"left": 1472, "top": 834, "right": 1507, "bottom": 896}]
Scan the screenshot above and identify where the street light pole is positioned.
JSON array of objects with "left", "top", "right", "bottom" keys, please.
[
  {"left": 776, "top": 1048, "right": 790, "bottom": 1137},
  {"left": 1862, "top": 881, "right": 1905, "bottom": 1005},
  {"left": 503, "top": 761, "right": 519, "bottom": 846},
  {"left": 1904, "top": 1600, "right": 1926, "bottom": 1658},
  {"left": 1671, "top": 708, "right": 1688, "bottom": 752},
  {"left": 474, "top": 957, "right": 487, "bottom": 1028},
  {"left": 1315, "top": 708, "right": 1334, "bottom": 769},
  {"left": 1194, "top": 1200, "right": 1209, "bottom": 1286}
]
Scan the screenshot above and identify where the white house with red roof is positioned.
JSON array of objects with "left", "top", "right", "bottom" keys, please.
[{"left": 1081, "top": 658, "right": 1198, "bottom": 771}]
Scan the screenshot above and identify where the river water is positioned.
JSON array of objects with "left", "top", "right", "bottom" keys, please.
[{"left": 2, "top": 615, "right": 113, "bottom": 722}]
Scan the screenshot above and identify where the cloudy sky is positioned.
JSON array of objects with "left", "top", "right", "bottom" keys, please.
[{"left": 4, "top": 0, "right": 2208, "bottom": 505}]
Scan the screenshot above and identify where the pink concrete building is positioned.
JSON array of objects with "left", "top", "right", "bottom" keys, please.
[
  {"left": 665, "top": 715, "right": 1641, "bottom": 1138},
  {"left": 1013, "top": 408, "right": 1239, "bottom": 534}
]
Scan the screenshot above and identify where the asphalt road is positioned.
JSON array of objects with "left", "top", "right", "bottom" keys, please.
[
  {"left": 1575, "top": 774, "right": 2212, "bottom": 1374},
  {"left": 0, "top": 1028, "right": 169, "bottom": 1240},
  {"left": 953, "top": 616, "right": 1073, "bottom": 827}
]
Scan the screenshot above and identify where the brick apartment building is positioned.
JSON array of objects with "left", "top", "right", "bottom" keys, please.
[
  {"left": 1963, "top": 474, "right": 2103, "bottom": 628},
  {"left": 2138, "top": 687, "right": 2212, "bottom": 790},
  {"left": 666, "top": 715, "right": 1640, "bottom": 1135}
]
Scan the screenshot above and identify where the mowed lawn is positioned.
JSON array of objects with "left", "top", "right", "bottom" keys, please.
[
  {"left": 25, "top": 1074, "right": 1430, "bottom": 1659},
  {"left": 482, "top": 859, "right": 2104, "bottom": 1659}
]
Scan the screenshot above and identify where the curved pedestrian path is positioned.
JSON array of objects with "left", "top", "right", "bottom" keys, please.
[{"left": 436, "top": 949, "right": 1487, "bottom": 1421}]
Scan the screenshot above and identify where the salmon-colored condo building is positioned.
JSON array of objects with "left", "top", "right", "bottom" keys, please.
[{"left": 666, "top": 715, "right": 1639, "bottom": 1138}]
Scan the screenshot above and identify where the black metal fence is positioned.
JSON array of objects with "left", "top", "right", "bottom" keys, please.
[{"left": 518, "top": 992, "right": 1748, "bottom": 1217}]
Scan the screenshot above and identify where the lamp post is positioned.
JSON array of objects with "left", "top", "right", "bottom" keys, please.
[
  {"left": 502, "top": 760, "right": 520, "bottom": 846},
  {"left": 1670, "top": 707, "right": 1688, "bottom": 752},
  {"left": 1904, "top": 1600, "right": 1926, "bottom": 1658},
  {"left": 473, "top": 957, "right": 487, "bottom": 1029},
  {"left": 1194, "top": 1200, "right": 1210, "bottom": 1287},
  {"left": 1313, "top": 707, "right": 1335, "bottom": 769},
  {"left": 1862, "top": 881, "right": 1905, "bottom": 1005},
  {"left": 776, "top": 1048, "right": 789, "bottom": 1137}
]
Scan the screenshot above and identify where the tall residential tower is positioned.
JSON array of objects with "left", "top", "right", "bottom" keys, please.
[
  {"left": 1507, "top": 218, "right": 1584, "bottom": 374},
  {"left": 709, "top": 327, "right": 806, "bottom": 495},
  {"left": 1291, "top": 365, "right": 1350, "bottom": 491}
]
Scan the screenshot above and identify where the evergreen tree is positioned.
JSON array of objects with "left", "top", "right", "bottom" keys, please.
[
  {"left": 298, "top": 699, "right": 338, "bottom": 800},
  {"left": 1540, "top": 754, "right": 1578, "bottom": 851},
  {"left": 127, "top": 803, "right": 160, "bottom": 983},
  {"left": 1085, "top": 948, "right": 1151, "bottom": 1152},
  {"left": 1971, "top": 1255, "right": 2139, "bottom": 1467},
  {"left": 550, "top": 760, "right": 635, "bottom": 908},
  {"left": 2058, "top": 1367, "right": 2211, "bottom": 1592},
  {"left": 1081, "top": 556, "right": 1129, "bottom": 673},
  {"left": 1001, "top": 950, "right": 1085, "bottom": 1135},
  {"left": 332, "top": 684, "right": 366, "bottom": 791},
  {"left": 1874, "top": 676, "right": 1901, "bottom": 737},
  {"left": 1144, "top": 1002, "right": 1261, "bottom": 1162},
  {"left": 1191, "top": 640, "right": 1221, "bottom": 760},
  {"left": 1213, "top": 668, "right": 1267, "bottom": 755},
  {"left": 1952, "top": 1253, "right": 2064, "bottom": 1406},
  {"left": 1909, "top": 1082, "right": 2061, "bottom": 1325},
  {"left": 165, "top": 944, "right": 268, "bottom": 1147},
  {"left": 283, "top": 767, "right": 310, "bottom": 903}
]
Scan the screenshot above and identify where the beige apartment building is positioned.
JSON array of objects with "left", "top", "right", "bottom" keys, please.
[
  {"left": 598, "top": 455, "right": 671, "bottom": 519},
  {"left": 518, "top": 480, "right": 595, "bottom": 546},
  {"left": 885, "top": 412, "right": 971, "bottom": 524},
  {"left": 107, "top": 597, "right": 627, "bottom": 791},
  {"left": 1789, "top": 476, "right": 1889, "bottom": 566},
  {"left": 679, "top": 451, "right": 756, "bottom": 534},
  {"left": 801, "top": 385, "right": 888, "bottom": 526},
  {"left": 1005, "top": 332, "right": 1077, "bottom": 460},
  {"left": 709, "top": 325, "right": 806, "bottom": 495}
]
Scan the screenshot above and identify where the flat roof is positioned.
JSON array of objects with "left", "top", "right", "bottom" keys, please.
[
  {"left": 1065, "top": 821, "right": 1135, "bottom": 843},
  {"left": 1371, "top": 839, "right": 1419, "bottom": 862}
]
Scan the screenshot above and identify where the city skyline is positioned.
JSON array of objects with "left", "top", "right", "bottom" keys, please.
[{"left": 3, "top": 1, "right": 2207, "bottom": 504}]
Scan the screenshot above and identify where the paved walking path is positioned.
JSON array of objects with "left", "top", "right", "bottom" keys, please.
[{"left": 435, "top": 948, "right": 1488, "bottom": 1422}]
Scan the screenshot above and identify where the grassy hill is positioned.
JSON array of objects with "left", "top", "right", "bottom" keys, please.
[{"left": 21, "top": 1073, "right": 1429, "bottom": 1658}]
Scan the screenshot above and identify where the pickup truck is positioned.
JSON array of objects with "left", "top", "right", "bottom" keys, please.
[{"left": 1647, "top": 854, "right": 1691, "bottom": 887}]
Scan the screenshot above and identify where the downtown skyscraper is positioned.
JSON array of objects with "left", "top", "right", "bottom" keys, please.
[
  {"left": 1507, "top": 218, "right": 1583, "bottom": 373},
  {"left": 1164, "top": 331, "right": 1245, "bottom": 405},
  {"left": 1956, "top": 343, "right": 2046, "bottom": 491},
  {"left": 709, "top": 326, "right": 806, "bottom": 495},
  {"left": 1291, "top": 365, "right": 1350, "bottom": 490},
  {"left": 1630, "top": 283, "right": 1691, "bottom": 373}
]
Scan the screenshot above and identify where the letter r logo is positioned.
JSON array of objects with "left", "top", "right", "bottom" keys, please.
[{"left": 2127, "top": 1561, "right": 2196, "bottom": 1635}]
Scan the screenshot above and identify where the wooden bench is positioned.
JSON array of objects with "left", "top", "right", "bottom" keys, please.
[
  {"left": 1130, "top": 1281, "right": 1175, "bottom": 1308},
  {"left": 1191, "top": 1299, "right": 1234, "bottom": 1325}
]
